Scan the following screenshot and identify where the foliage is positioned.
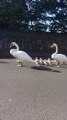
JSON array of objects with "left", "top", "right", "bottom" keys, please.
[
  {"left": 0, "top": 0, "right": 67, "bottom": 33},
  {"left": 0, "top": 0, "right": 28, "bottom": 30},
  {"left": 26, "top": 0, "right": 67, "bottom": 33}
]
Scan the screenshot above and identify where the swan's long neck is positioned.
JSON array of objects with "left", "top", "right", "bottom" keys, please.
[{"left": 55, "top": 44, "right": 58, "bottom": 54}]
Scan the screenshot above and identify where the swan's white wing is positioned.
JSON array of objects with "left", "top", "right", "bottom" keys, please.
[
  {"left": 14, "top": 50, "right": 33, "bottom": 62},
  {"left": 53, "top": 54, "right": 67, "bottom": 62}
]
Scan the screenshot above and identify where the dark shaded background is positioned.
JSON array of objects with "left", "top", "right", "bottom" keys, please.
[{"left": 0, "top": 28, "right": 67, "bottom": 58}]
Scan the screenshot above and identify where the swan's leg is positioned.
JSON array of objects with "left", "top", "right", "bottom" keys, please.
[
  {"left": 20, "top": 62, "right": 23, "bottom": 67},
  {"left": 17, "top": 61, "right": 23, "bottom": 67}
]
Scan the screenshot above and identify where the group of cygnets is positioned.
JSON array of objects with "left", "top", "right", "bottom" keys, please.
[
  {"left": 10, "top": 42, "right": 67, "bottom": 67},
  {"left": 34, "top": 57, "right": 57, "bottom": 66}
]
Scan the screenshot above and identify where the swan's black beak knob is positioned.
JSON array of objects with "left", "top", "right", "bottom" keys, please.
[{"left": 51, "top": 45, "right": 53, "bottom": 48}]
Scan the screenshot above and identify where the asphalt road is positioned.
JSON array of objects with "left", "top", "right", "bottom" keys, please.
[{"left": 0, "top": 59, "right": 67, "bottom": 120}]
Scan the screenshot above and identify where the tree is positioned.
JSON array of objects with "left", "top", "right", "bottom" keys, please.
[
  {"left": 0, "top": 0, "right": 28, "bottom": 30},
  {"left": 26, "top": 0, "right": 67, "bottom": 33},
  {"left": 0, "top": 0, "right": 67, "bottom": 33}
]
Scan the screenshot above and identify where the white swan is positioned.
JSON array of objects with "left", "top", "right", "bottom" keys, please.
[
  {"left": 10, "top": 42, "right": 34, "bottom": 66},
  {"left": 51, "top": 43, "right": 67, "bottom": 66}
]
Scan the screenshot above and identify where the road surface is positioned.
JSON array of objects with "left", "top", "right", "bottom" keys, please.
[{"left": 0, "top": 59, "right": 67, "bottom": 120}]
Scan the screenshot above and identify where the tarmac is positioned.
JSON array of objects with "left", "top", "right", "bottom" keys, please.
[{"left": 0, "top": 59, "right": 67, "bottom": 120}]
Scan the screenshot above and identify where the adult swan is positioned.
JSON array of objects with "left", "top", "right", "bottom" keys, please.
[
  {"left": 51, "top": 43, "right": 67, "bottom": 66},
  {"left": 10, "top": 42, "right": 34, "bottom": 66}
]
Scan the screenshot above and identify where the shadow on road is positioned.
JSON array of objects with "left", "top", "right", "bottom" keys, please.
[
  {"left": 0, "top": 61, "right": 9, "bottom": 64},
  {"left": 31, "top": 66, "right": 61, "bottom": 73}
]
